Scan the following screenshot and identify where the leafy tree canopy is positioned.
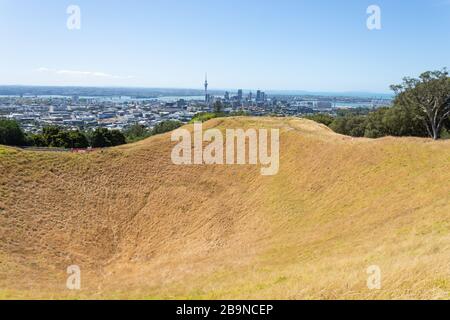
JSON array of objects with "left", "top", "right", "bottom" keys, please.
[
  {"left": 391, "top": 69, "right": 450, "bottom": 139},
  {"left": 0, "top": 119, "right": 26, "bottom": 146}
]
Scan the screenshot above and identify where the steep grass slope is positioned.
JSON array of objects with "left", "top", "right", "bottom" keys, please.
[{"left": 0, "top": 117, "right": 449, "bottom": 299}]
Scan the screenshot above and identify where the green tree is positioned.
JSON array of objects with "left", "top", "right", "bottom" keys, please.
[
  {"left": 391, "top": 69, "right": 450, "bottom": 140},
  {"left": 33, "top": 127, "right": 90, "bottom": 148},
  {"left": 30, "top": 134, "right": 46, "bottom": 147},
  {"left": 0, "top": 119, "right": 26, "bottom": 146},
  {"left": 91, "top": 128, "right": 110, "bottom": 148},
  {"left": 329, "top": 115, "right": 367, "bottom": 137},
  {"left": 67, "top": 130, "right": 89, "bottom": 148},
  {"left": 124, "top": 124, "right": 151, "bottom": 142},
  {"left": 336, "top": 108, "right": 371, "bottom": 117},
  {"left": 151, "top": 120, "right": 183, "bottom": 135},
  {"left": 304, "top": 113, "right": 335, "bottom": 127},
  {"left": 91, "top": 128, "right": 126, "bottom": 147},
  {"left": 109, "top": 129, "right": 126, "bottom": 146},
  {"left": 382, "top": 104, "right": 428, "bottom": 137},
  {"left": 42, "top": 126, "right": 67, "bottom": 147}
]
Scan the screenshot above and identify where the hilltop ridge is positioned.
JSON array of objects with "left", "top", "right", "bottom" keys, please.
[{"left": 0, "top": 117, "right": 449, "bottom": 299}]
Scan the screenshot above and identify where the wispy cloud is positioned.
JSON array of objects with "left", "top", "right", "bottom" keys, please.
[{"left": 35, "top": 67, "right": 134, "bottom": 79}]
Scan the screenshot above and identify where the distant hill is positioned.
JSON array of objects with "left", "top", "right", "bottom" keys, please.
[{"left": 0, "top": 117, "right": 449, "bottom": 299}]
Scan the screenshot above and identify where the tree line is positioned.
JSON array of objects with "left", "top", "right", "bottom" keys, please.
[
  {"left": 306, "top": 69, "right": 450, "bottom": 139},
  {"left": 0, "top": 120, "right": 183, "bottom": 148}
]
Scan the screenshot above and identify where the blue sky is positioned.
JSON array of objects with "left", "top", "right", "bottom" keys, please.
[{"left": 0, "top": 0, "right": 449, "bottom": 93}]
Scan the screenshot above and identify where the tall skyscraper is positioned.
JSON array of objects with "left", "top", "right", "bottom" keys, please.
[
  {"left": 256, "top": 90, "right": 262, "bottom": 102},
  {"left": 237, "top": 89, "right": 243, "bottom": 102},
  {"left": 204, "top": 73, "right": 209, "bottom": 104}
]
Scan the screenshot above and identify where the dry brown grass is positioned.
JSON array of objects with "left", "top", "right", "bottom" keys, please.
[{"left": 0, "top": 117, "right": 449, "bottom": 299}]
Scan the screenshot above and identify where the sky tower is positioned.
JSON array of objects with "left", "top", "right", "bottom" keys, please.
[{"left": 204, "top": 73, "right": 209, "bottom": 104}]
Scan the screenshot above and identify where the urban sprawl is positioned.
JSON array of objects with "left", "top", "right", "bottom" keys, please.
[{"left": 0, "top": 81, "right": 391, "bottom": 134}]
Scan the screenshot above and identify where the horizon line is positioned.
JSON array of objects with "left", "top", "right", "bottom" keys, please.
[{"left": 0, "top": 84, "right": 394, "bottom": 97}]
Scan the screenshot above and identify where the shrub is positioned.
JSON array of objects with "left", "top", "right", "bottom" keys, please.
[
  {"left": 151, "top": 120, "right": 183, "bottom": 135},
  {"left": 0, "top": 119, "right": 26, "bottom": 146},
  {"left": 304, "top": 113, "right": 335, "bottom": 127}
]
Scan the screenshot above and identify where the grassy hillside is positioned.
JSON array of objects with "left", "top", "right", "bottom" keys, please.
[{"left": 0, "top": 117, "right": 449, "bottom": 299}]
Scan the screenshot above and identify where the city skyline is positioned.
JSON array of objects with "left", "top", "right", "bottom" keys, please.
[
  {"left": 0, "top": 82, "right": 395, "bottom": 98},
  {"left": 1, "top": 0, "right": 449, "bottom": 93}
]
